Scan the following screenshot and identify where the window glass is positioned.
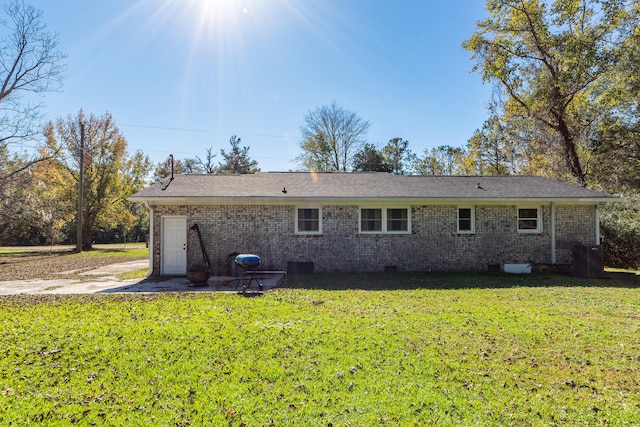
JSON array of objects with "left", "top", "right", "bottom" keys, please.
[
  {"left": 387, "top": 208, "right": 408, "bottom": 232},
  {"left": 518, "top": 208, "right": 539, "bottom": 231},
  {"left": 361, "top": 208, "right": 382, "bottom": 232},
  {"left": 297, "top": 208, "right": 320, "bottom": 233},
  {"left": 458, "top": 208, "right": 472, "bottom": 232}
]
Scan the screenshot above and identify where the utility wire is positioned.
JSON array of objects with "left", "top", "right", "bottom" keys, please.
[{"left": 119, "top": 123, "right": 300, "bottom": 139}]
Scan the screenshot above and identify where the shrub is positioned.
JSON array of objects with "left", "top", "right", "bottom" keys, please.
[{"left": 599, "top": 193, "right": 640, "bottom": 268}]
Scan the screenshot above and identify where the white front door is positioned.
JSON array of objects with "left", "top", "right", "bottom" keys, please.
[{"left": 162, "top": 217, "right": 187, "bottom": 275}]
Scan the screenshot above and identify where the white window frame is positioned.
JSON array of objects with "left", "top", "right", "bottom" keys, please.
[
  {"left": 457, "top": 206, "right": 475, "bottom": 234},
  {"left": 517, "top": 206, "right": 543, "bottom": 234},
  {"left": 359, "top": 207, "right": 411, "bottom": 234},
  {"left": 295, "top": 207, "right": 322, "bottom": 235}
]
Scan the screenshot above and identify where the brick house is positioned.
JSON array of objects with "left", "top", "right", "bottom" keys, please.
[{"left": 129, "top": 172, "right": 617, "bottom": 276}]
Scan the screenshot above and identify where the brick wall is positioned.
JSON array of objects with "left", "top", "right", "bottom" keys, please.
[
  {"left": 555, "top": 205, "right": 598, "bottom": 265},
  {"left": 151, "top": 203, "right": 597, "bottom": 274}
]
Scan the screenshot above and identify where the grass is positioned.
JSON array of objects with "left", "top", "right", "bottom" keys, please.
[
  {"left": 1, "top": 278, "right": 639, "bottom": 426},
  {"left": 280, "top": 269, "right": 640, "bottom": 290},
  {"left": 117, "top": 268, "right": 150, "bottom": 280}
]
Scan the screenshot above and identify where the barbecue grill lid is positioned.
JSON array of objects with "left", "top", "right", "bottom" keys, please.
[{"left": 234, "top": 254, "right": 261, "bottom": 267}]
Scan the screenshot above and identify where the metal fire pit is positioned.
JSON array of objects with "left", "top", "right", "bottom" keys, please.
[{"left": 234, "top": 254, "right": 263, "bottom": 292}]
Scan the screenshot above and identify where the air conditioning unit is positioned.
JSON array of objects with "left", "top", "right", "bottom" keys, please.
[{"left": 572, "top": 245, "right": 604, "bottom": 278}]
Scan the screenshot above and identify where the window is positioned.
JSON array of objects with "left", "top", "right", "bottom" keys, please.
[
  {"left": 517, "top": 207, "right": 542, "bottom": 233},
  {"left": 387, "top": 208, "right": 408, "bottom": 232},
  {"left": 457, "top": 207, "right": 475, "bottom": 234},
  {"left": 296, "top": 207, "right": 321, "bottom": 234},
  {"left": 360, "top": 207, "right": 410, "bottom": 234},
  {"left": 361, "top": 208, "right": 383, "bottom": 232}
]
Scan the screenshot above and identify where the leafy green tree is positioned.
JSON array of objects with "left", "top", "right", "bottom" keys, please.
[
  {"left": 466, "top": 115, "right": 514, "bottom": 175},
  {"left": 599, "top": 194, "right": 640, "bottom": 268},
  {"left": 414, "top": 145, "right": 467, "bottom": 176},
  {"left": 298, "top": 102, "right": 370, "bottom": 172},
  {"left": 297, "top": 132, "right": 334, "bottom": 172},
  {"left": 152, "top": 156, "right": 204, "bottom": 182},
  {"left": 0, "top": 147, "right": 48, "bottom": 245},
  {"left": 218, "top": 135, "right": 259, "bottom": 174},
  {"left": 464, "top": 0, "right": 636, "bottom": 186},
  {"left": 39, "top": 110, "right": 152, "bottom": 250},
  {"left": 182, "top": 158, "right": 205, "bottom": 174},
  {"left": 589, "top": 7, "right": 640, "bottom": 193},
  {"left": 352, "top": 144, "right": 393, "bottom": 172},
  {"left": 382, "top": 137, "right": 413, "bottom": 175}
]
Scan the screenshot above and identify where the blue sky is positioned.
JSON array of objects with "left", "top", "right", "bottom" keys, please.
[{"left": 26, "top": 0, "right": 492, "bottom": 172}]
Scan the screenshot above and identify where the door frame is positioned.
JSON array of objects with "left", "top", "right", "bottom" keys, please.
[{"left": 161, "top": 216, "right": 187, "bottom": 275}]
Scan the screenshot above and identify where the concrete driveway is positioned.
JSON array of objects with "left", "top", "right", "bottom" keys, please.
[{"left": 0, "top": 260, "right": 285, "bottom": 295}]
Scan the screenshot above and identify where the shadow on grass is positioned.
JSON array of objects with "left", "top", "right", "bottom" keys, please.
[
  {"left": 0, "top": 248, "right": 135, "bottom": 264},
  {"left": 278, "top": 271, "right": 640, "bottom": 291},
  {"left": 0, "top": 251, "right": 69, "bottom": 261}
]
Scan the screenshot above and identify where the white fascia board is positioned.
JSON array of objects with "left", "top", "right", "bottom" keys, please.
[{"left": 133, "top": 196, "right": 616, "bottom": 207}]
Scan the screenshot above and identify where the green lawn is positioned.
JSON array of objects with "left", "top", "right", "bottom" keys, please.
[{"left": 1, "top": 277, "right": 639, "bottom": 425}]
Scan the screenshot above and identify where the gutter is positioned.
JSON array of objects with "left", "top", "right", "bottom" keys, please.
[
  {"left": 129, "top": 196, "right": 619, "bottom": 207},
  {"left": 551, "top": 202, "right": 556, "bottom": 265},
  {"left": 145, "top": 201, "right": 154, "bottom": 277},
  {"left": 595, "top": 205, "right": 600, "bottom": 245}
]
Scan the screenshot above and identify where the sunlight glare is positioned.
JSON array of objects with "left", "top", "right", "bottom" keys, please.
[{"left": 190, "top": 0, "right": 249, "bottom": 46}]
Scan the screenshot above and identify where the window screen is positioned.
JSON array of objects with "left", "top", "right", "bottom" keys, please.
[
  {"left": 387, "top": 208, "right": 408, "bottom": 232},
  {"left": 361, "top": 208, "right": 383, "bottom": 232},
  {"left": 518, "top": 208, "right": 540, "bottom": 231},
  {"left": 297, "top": 208, "right": 320, "bottom": 233},
  {"left": 458, "top": 208, "right": 473, "bottom": 232}
]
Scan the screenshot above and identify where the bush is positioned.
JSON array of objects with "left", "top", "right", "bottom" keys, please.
[
  {"left": 0, "top": 216, "right": 47, "bottom": 246},
  {"left": 599, "top": 193, "right": 640, "bottom": 268}
]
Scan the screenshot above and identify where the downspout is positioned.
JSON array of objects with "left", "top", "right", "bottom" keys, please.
[
  {"left": 550, "top": 202, "right": 557, "bottom": 266},
  {"left": 595, "top": 205, "right": 600, "bottom": 245},
  {"left": 145, "top": 202, "right": 154, "bottom": 277}
]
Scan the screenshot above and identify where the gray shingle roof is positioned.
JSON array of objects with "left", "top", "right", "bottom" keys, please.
[{"left": 130, "top": 172, "right": 617, "bottom": 202}]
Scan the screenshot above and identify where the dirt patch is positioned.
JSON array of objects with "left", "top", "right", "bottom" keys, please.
[{"left": 0, "top": 252, "right": 147, "bottom": 281}]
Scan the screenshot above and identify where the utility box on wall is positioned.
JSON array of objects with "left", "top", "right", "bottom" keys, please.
[
  {"left": 287, "top": 261, "right": 314, "bottom": 275},
  {"left": 572, "top": 245, "right": 604, "bottom": 278}
]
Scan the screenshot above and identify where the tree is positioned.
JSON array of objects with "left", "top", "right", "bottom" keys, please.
[
  {"left": 382, "top": 137, "right": 413, "bottom": 175},
  {"left": 0, "top": 0, "right": 65, "bottom": 188},
  {"left": 463, "top": 0, "right": 636, "bottom": 186},
  {"left": 414, "top": 145, "right": 468, "bottom": 176},
  {"left": 589, "top": 7, "right": 640, "bottom": 193},
  {"left": 599, "top": 194, "right": 640, "bottom": 268},
  {"left": 153, "top": 157, "right": 182, "bottom": 182},
  {"left": 218, "top": 135, "right": 259, "bottom": 174},
  {"left": 152, "top": 155, "right": 206, "bottom": 182},
  {"left": 298, "top": 102, "right": 370, "bottom": 172},
  {"left": 466, "top": 115, "right": 514, "bottom": 175},
  {"left": 0, "top": 0, "right": 65, "bottom": 144},
  {"left": 0, "top": 147, "right": 47, "bottom": 244},
  {"left": 352, "top": 143, "right": 392, "bottom": 172},
  {"left": 38, "top": 110, "right": 151, "bottom": 250},
  {"left": 196, "top": 146, "right": 217, "bottom": 173},
  {"left": 0, "top": 0, "right": 65, "bottom": 244},
  {"left": 297, "top": 131, "right": 334, "bottom": 172}
]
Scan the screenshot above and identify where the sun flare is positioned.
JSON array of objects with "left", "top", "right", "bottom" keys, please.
[{"left": 195, "top": 0, "right": 247, "bottom": 24}]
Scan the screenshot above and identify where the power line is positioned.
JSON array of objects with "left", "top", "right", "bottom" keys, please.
[
  {"left": 128, "top": 147, "right": 293, "bottom": 162},
  {"left": 119, "top": 123, "right": 300, "bottom": 139}
]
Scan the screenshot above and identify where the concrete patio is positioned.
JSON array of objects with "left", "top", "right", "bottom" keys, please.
[{"left": 0, "top": 260, "right": 286, "bottom": 295}]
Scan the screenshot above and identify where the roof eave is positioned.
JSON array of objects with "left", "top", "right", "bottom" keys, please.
[{"left": 129, "top": 195, "right": 618, "bottom": 205}]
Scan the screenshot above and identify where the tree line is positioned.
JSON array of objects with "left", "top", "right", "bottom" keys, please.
[
  {"left": 0, "top": 0, "right": 638, "bottom": 267},
  {"left": 0, "top": 2, "right": 263, "bottom": 248},
  {"left": 292, "top": 0, "right": 640, "bottom": 268},
  {"left": 152, "top": 135, "right": 260, "bottom": 181}
]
